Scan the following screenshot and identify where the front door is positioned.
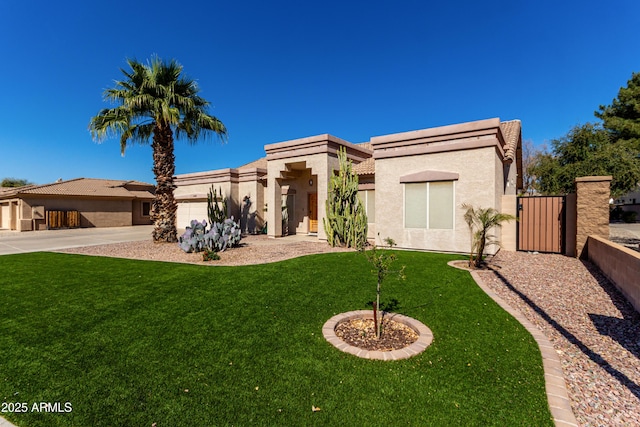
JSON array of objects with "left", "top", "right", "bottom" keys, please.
[{"left": 308, "top": 193, "right": 318, "bottom": 233}]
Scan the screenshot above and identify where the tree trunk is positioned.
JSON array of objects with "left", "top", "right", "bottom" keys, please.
[
  {"left": 151, "top": 123, "right": 178, "bottom": 243},
  {"left": 475, "top": 230, "right": 486, "bottom": 268}
]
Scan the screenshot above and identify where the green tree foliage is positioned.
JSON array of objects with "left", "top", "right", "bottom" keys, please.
[
  {"left": 323, "top": 147, "right": 368, "bottom": 249},
  {"left": 596, "top": 71, "right": 640, "bottom": 149},
  {"left": 529, "top": 123, "right": 640, "bottom": 198},
  {"left": 364, "top": 247, "right": 405, "bottom": 339},
  {"left": 89, "top": 56, "right": 227, "bottom": 243},
  {"left": 1, "top": 178, "right": 32, "bottom": 188},
  {"left": 530, "top": 71, "right": 640, "bottom": 198},
  {"left": 462, "top": 204, "right": 515, "bottom": 269}
]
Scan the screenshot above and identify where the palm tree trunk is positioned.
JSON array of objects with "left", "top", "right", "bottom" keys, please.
[
  {"left": 475, "top": 230, "right": 486, "bottom": 268},
  {"left": 151, "top": 124, "right": 178, "bottom": 243}
]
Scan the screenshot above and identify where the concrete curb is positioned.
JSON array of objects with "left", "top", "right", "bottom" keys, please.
[{"left": 470, "top": 270, "right": 579, "bottom": 427}]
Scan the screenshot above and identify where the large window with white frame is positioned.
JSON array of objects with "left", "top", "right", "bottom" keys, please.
[
  {"left": 358, "top": 190, "right": 375, "bottom": 223},
  {"left": 404, "top": 181, "right": 454, "bottom": 229}
]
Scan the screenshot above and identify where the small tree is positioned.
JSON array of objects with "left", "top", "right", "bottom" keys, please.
[
  {"left": 364, "top": 246, "right": 406, "bottom": 339},
  {"left": 462, "top": 204, "right": 515, "bottom": 269},
  {"left": 324, "top": 147, "right": 368, "bottom": 249}
]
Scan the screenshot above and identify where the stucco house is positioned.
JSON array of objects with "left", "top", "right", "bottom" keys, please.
[
  {"left": 175, "top": 117, "right": 522, "bottom": 254},
  {"left": 0, "top": 178, "right": 154, "bottom": 231}
]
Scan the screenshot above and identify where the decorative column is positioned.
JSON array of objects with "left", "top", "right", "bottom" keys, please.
[{"left": 575, "top": 176, "right": 612, "bottom": 257}]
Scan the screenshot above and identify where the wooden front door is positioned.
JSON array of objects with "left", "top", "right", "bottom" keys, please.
[{"left": 308, "top": 193, "right": 318, "bottom": 233}]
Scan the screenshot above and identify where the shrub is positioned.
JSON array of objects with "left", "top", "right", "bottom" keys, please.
[
  {"left": 202, "top": 249, "right": 220, "bottom": 261},
  {"left": 622, "top": 210, "right": 637, "bottom": 223}
]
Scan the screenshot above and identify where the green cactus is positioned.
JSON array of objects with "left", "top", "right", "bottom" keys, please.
[
  {"left": 208, "top": 185, "right": 228, "bottom": 224},
  {"left": 323, "top": 147, "right": 368, "bottom": 250}
]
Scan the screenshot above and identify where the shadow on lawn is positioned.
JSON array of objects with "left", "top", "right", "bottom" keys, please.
[{"left": 489, "top": 266, "right": 640, "bottom": 401}]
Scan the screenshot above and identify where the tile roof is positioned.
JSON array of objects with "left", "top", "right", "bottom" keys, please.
[
  {"left": 238, "top": 157, "right": 267, "bottom": 170},
  {"left": 4, "top": 178, "right": 155, "bottom": 199},
  {"left": 500, "top": 120, "right": 521, "bottom": 162},
  {"left": 352, "top": 142, "right": 374, "bottom": 175}
]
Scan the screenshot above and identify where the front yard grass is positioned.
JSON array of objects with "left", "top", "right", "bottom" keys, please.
[{"left": 0, "top": 251, "right": 553, "bottom": 426}]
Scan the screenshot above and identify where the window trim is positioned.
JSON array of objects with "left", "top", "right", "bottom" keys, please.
[{"left": 141, "top": 201, "right": 151, "bottom": 217}]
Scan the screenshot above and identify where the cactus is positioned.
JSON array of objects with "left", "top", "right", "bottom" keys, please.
[
  {"left": 323, "top": 147, "right": 368, "bottom": 250},
  {"left": 178, "top": 219, "right": 208, "bottom": 253},
  {"left": 208, "top": 185, "right": 228, "bottom": 224},
  {"left": 178, "top": 217, "right": 242, "bottom": 254}
]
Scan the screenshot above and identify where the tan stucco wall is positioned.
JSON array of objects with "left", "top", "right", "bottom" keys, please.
[
  {"left": 238, "top": 180, "right": 265, "bottom": 234},
  {"left": 131, "top": 200, "right": 153, "bottom": 225},
  {"left": 375, "top": 146, "right": 501, "bottom": 253},
  {"left": 501, "top": 195, "right": 517, "bottom": 251}
]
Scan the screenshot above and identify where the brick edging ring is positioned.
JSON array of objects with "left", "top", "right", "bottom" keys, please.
[{"left": 322, "top": 310, "right": 433, "bottom": 360}]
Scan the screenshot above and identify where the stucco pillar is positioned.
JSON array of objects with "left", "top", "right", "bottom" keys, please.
[
  {"left": 575, "top": 176, "right": 612, "bottom": 257},
  {"left": 500, "top": 195, "right": 517, "bottom": 251},
  {"left": 267, "top": 177, "right": 282, "bottom": 238}
]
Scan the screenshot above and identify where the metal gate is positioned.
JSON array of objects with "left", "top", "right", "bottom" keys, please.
[{"left": 517, "top": 196, "right": 565, "bottom": 253}]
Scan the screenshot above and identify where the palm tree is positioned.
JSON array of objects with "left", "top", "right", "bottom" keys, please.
[
  {"left": 462, "top": 204, "right": 515, "bottom": 268},
  {"left": 89, "top": 56, "right": 227, "bottom": 242}
]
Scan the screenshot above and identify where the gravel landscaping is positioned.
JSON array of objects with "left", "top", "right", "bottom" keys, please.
[
  {"left": 478, "top": 251, "right": 640, "bottom": 427},
  {"left": 57, "top": 231, "right": 640, "bottom": 426},
  {"left": 58, "top": 234, "right": 351, "bottom": 265}
]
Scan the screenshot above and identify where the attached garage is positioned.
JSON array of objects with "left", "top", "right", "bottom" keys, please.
[{"left": 176, "top": 200, "right": 208, "bottom": 229}]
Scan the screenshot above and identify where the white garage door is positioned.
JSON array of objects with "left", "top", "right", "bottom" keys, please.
[
  {"left": 177, "top": 201, "right": 208, "bottom": 230},
  {"left": 1, "top": 204, "right": 10, "bottom": 229}
]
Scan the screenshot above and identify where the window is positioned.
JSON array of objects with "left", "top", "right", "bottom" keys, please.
[
  {"left": 358, "top": 190, "right": 375, "bottom": 222},
  {"left": 142, "top": 201, "right": 151, "bottom": 217},
  {"left": 404, "top": 181, "right": 454, "bottom": 229}
]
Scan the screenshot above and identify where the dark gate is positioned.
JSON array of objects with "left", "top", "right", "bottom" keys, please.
[{"left": 517, "top": 196, "right": 565, "bottom": 253}]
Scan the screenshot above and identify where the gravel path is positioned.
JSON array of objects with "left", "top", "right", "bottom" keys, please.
[{"left": 478, "top": 251, "right": 640, "bottom": 427}]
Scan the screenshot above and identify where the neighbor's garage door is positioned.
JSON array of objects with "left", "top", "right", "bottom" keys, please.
[
  {"left": 1, "top": 203, "right": 10, "bottom": 229},
  {"left": 177, "top": 201, "right": 208, "bottom": 229}
]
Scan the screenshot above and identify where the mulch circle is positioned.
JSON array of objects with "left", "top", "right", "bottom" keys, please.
[{"left": 334, "top": 317, "right": 418, "bottom": 351}]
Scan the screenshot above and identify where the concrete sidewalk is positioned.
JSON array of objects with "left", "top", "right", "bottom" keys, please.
[{"left": 0, "top": 225, "right": 154, "bottom": 256}]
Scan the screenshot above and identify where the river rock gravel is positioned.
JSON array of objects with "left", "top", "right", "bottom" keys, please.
[{"left": 477, "top": 251, "right": 640, "bottom": 427}]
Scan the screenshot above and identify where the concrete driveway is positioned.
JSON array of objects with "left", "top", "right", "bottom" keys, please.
[{"left": 0, "top": 225, "right": 154, "bottom": 256}]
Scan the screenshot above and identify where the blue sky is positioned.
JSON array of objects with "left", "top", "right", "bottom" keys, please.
[{"left": 1, "top": 0, "right": 639, "bottom": 185}]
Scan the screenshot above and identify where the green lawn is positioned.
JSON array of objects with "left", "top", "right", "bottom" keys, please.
[{"left": 0, "top": 251, "right": 553, "bottom": 426}]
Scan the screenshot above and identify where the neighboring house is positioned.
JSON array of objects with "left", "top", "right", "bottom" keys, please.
[
  {"left": 175, "top": 117, "right": 522, "bottom": 254},
  {"left": 613, "top": 185, "right": 640, "bottom": 220},
  {"left": 0, "top": 178, "right": 154, "bottom": 231}
]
